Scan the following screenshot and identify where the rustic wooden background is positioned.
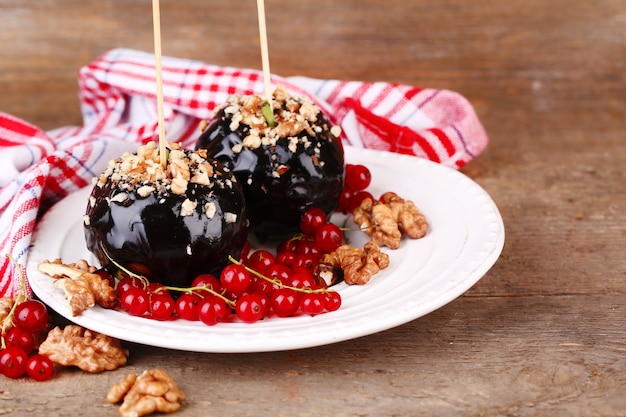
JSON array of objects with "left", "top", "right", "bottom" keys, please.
[{"left": 1, "top": 0, "right": 625, "bottom": 416}]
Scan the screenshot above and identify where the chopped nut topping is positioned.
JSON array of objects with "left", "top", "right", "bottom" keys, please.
[
  {"left": 204, "top": 202, "right": 217, "bottom": 218},
  {"left": 180, "top": 199, "right": 197, "bottom": 217},
  {"left": 243, "top": 133, "right": 262, "bottom": 149},
  {"left": 298, "top": 101, "right": 318, "bottom": 122},
  {"left": 167, "top": 158, "right": 190, "bottom": 182},
  {"left": 224, "top": 212, "right": 238, "bottom": 223},
  {"left": 190, "top": 162, "right": 214, "bottom": 186},
  {"left": 214, "top": 85, "right": 340, "bottom": 154},
  {"left": 136, "top": 186, "right": 155, "bottom": 198},
  {"left": 170, "top": 176, "right": 188, "bottom": 196},
  {"left": 205, "top": 85, "right": 344, "bottom": 186},
  {"left": 90, "top": 141, "right": 232, "bottom": 218}
]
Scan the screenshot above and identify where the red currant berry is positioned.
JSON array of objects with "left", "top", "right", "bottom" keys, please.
[
  {"left": 276, "top": 250, "right": 297, "bottom": 268},
  {"left": 149, "top": 293, "right": 176, "bottom": 321},
  {"left": 0, "top": 346, "right": 28, "bottom": 378},
  {"left": 239, "top": 240, "right": 251, "bottom": 262},
  {"left": 246, "top": 250, "right": 275, "bottom": 275},
  {"left": 295, "top": 239, "right": 323, "bottom": 260},
  {"left": 14, "top": 300, "right": 49, "bottom": 333},
  {"left": 197, "top": 296, "right": 229, "bottom": 326},
  {"left": 119, "top": 287, "right": 150, "bottom": 317},
  {"left": 249, "top": 276, "right": 275, "bottom": 296},
  {"left": 347, "top": 190, "right": 374, "bottom": 213},
  {"left": 300, "top": 292, "right": 326, "bottom": 316},
  {"left": 293, "top": 254, "right": 317, "bottom": 271},
  {"left": 258, "top": 294, "right": 269, "bottom": 317},
  {"left": 315, "top": 223, "right": 343, "bottom": 253},
  {"left": 270, "top": 288, "right": 301, "bottom": 317},
  {"left": 147, "top": 282, "right": 170, "bottom": 297},
  {"left": 345, "top": 164, "right": 371, "bottom": 191},
  {"left": 192, "top": 273, "right": 222, "bottom": 293},
  {"left": 5, "top": 327, "right": 36, "bottom": 354},
  {"left": 287, "top": 271, "right": 317, "bottom": 289},
  {"left": 337, "top": 186, "right": 355, "bottom": 213},
  {"left": 266, "top": 263, "right": 292, "bottom": 284},
  {"left": 235, "top": 293, "right": 266, "bottom": 323},
  {"left": 324, "top": 291, "right": 342, "bottom": 312},
  {"left": 175, "top": 293, "right": 201, "bottom": 321},
  {"left": 116, "top": 276, "right": 141, "bottom": 298},
  {"left": 299, "top": 207, "right": 327, "bottom": 236},
  {"left": 220, "top": 264, "right": 252, "bottom": 296},
  {"left": 277, "top": 237, "right": 299, "bottom": 253},
  {"left": 26, "top": 354, "right": 54, "bottom": 381}
]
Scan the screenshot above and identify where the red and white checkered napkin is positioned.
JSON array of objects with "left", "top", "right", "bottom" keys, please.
[{"left": 0, "top": 48, "right": 488, "bottom": 297}]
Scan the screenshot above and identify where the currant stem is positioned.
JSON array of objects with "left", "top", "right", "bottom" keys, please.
[
  {"left": 162, "top": 284, "right": 236, "bottom": 308},
  {"left": 2, "top": 254, "right": 30, "bottom": 349},
  {"left": 101, "top": 243, "right": 150, "bottom": 287},
  {"left": 228, "top": 256, "right": 334, "bottom": 295}
]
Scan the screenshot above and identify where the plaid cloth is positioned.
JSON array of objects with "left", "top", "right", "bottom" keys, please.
[{"left": 0, "top": 48, "right": 488, "bottom": 297}]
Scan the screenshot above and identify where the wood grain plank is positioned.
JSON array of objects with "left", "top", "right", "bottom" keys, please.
[
  {"left": 2, "top": 295, "right": 625, "bottom": 416},
  {"left": 0, "top": 0, "right": 624, "bottom": 415}
]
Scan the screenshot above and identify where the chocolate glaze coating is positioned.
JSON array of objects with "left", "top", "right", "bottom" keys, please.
[
  {"left": 196, "top": 106, "right": 345, "bottom": 239},
  {"left": 84, "top": 153, "right": 249, "bottom": 288}
]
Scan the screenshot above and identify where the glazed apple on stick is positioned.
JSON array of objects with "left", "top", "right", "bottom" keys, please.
[{"left": 83, "top": 0, "right": 250, "bottom": 288}]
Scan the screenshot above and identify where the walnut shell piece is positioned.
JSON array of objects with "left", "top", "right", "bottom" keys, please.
[
  {"left": 38, "top": 325, "right": 129, "bottom": 373},
  {"left": 108, "top": 369, "right": 185, "bottom": 417}
]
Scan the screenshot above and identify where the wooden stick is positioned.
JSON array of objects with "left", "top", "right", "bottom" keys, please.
[
  {"left": 152, "top": 0, "right": 167, "bottom": 168},
  {"left": 256, "top": 0, "right": 273, "bottom": 103}
]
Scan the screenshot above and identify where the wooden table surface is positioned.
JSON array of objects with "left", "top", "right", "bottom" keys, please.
[{"left": 1, "top": 0, "right": 625, "bottom": 416}]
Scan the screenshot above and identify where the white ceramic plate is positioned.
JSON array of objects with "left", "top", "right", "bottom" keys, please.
[{"left": 27, "top": 146, "right": 504, "bottom": 353}]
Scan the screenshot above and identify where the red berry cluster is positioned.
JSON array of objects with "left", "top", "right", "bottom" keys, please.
[
  {"left": 1, "top": 299, "right": 54, "bottom": 381},
  {"left": 113, "top": 230, "right": 343, "bottom": 326},
  {"left": 1, "top": 256, "right": 55, "bottom": 381},
  {"left": 337, "top": 164, "right": 373, "bottom": 213}
]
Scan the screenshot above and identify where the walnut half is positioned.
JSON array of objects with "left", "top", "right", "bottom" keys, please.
[
  {"left": 38, "top": 259, "right": 117, "bottom": 316},
  {"left": 108, "top": 369, "right": 185, "bottom": 417},
  {"left": 38, "top": 325, "right": 129, "bottom": 373},
  {"left": 315, "top": 241, "right": 390, "bottom": 285},
  {"left": 353, "top": 192, "right": 428, "bottom": 249}
]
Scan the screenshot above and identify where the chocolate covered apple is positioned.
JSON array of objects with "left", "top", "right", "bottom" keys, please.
[
  {"left": 83, "top": 141, "right": 249, "bottom": 288},
  {"left": 195, "top": 85, "right": 345, "bottom": 239}
]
